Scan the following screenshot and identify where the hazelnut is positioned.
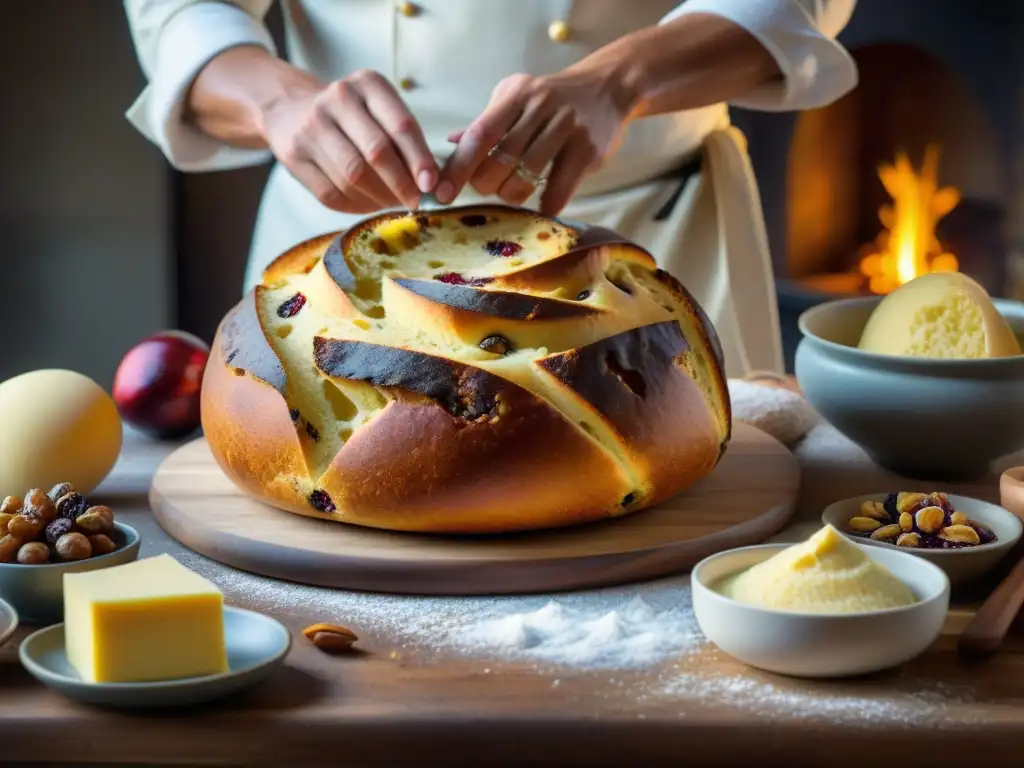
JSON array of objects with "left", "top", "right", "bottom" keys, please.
[
  {"left": 55, "top": 532, "right": 92, "bottom": 561},
  {"left": 0, "top": 496, "right": 23, "bottom": 516},
  {"left": 915, "top": 506, "right": 945, "bottom": 534},
  {"left": 0, "top": 512, "right": 13, "bottom": 536},
  {"left": 870, "top": 524, "right": 902, "bottom": 541},
  {"left": 899, "top": 512, "right": 914, "bottom": 533},
  {"left": 23, "top": 488, "right": 57, "bottom": 523},
  {"left": 47, "top": 482, "right": 75, "bottom": 503},
  {"left": 88, "top": 534, "right": 117, "bottom": 556},
  {"left": 896, "top": 532, "right": 921, "bottom": 548},
  {"left": 859, "top": 500, "right": 888, "bottom": 521},
  {"left": 17, "top": 541, "right": 50, "bottom": 565},
  {"left": 848, "top": 516, "right": 882, "bottom": 533},
  {"left": 950, "top": 511, "right": 969, "bottom": 526},
  {"left": 55, "top": 492, "right": 87, "bottom": 521},
  {"left": 75, "top": 505, "right": 114, "bottom": 535},
  {"left": 0, "top": 534, "right": 20, "bottom": 563},
  {"left": 896, "top": 492, "right": 929, "bottom": 515},
  {"left": 8, "top": 512, "right": 45, "bottom": 542},
  {"left": 941, "top": 524, "right": 981, "bottom": 545}
]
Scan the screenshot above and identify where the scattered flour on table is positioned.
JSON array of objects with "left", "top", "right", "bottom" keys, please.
[
  {"left": 166, "top": 542, "right": 702, "bottom": 669},
  {"left": 456, "top": 596, "right": 700, "bottom": 667},
  {"left": 158, "top": 544, "right": 982, "bottom": 724},
  {"left": 658, "top": 671, "right": 982, "bottom": 726}
]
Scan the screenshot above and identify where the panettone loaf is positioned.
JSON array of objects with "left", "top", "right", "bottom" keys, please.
[{"left": 201, "top": 205, "right": 731, "bottom": 533}]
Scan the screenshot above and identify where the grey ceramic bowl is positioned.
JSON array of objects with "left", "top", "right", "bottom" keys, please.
[
  {"left": 0, "top": 522, "right": 140, "bottom": 625},
  {"left": 19, "top": 605, "right": 291, "bottom": 708},
  {"left": 821, "top": 493, "right": 1023, "bottom": 585},
  {"left": 796, "top": 297, "right": 1024, "bottom": 480},
  {"left": 0, "top": 595, "right": 18, "bottom": 648}
]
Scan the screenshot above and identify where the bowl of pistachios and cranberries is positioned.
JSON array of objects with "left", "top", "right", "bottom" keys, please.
[{"left": 822, "top": 491, "right": 1023, "bottom": 586}]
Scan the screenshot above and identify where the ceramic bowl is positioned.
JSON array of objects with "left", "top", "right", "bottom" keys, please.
[
  {"left": 0, "top": 595, "right": 18, "bottom": 648},
  {"left": 821, "top": 493, "right": 1023, "bottom": 585},
  {"left": 0, "top": 522, "right": 140, "bottom": 625},
  {"left": 795, "top": 296, "right": 1024, "bottom": 480},
  {"left": 691, "top": 543, "right": 950, "bottom": 678},
  {"left": 19, "top": 605, "right": 290, "bottom": 708}
]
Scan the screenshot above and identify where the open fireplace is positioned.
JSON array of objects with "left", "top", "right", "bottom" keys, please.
[{"left": 730, "top": 0, "right": 1024, "bottom": 371}]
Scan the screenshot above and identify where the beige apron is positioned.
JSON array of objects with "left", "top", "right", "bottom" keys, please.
[{"left": 555, "top": 125, "right": 784, "bottom": 377}]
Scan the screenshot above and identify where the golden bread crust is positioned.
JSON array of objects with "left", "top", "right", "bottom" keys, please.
[{"left": 200, "top": 204, "right": 731, "bottom": 533}]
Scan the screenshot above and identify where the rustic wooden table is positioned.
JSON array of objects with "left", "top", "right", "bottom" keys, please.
[{"left": 2, "top": 427, "right": 1024, "bottom": 767}]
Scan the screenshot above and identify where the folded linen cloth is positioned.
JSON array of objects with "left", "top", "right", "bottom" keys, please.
[{"left": 727, "top": 374, "right": 820, "bottom": 448}]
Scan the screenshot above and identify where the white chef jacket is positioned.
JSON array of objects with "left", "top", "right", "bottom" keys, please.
[{"left": 123, "top": 0, "right": 857, "bottom": 376}]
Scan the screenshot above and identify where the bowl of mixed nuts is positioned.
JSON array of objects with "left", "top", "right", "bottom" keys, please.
[
  {"left": 0, "top": 481, "right": 140, "bottom": 624},
  {"left": 821, "top": 491, "right": 1023, "bottom": 586}
]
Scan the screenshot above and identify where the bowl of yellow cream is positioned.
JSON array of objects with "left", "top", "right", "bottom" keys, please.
[
  {"left": 691, "top": 525, "right": 950, "bottom": 678},
  {"left": 795, "top": 272, "right": 1024, "bottom": 481}
]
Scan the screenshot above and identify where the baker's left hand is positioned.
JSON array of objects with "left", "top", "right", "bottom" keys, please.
[{"left": 436, "top": 70, "right": 636, "bottom": 215}]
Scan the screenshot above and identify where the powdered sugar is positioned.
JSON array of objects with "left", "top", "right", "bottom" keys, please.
[
  {"left": 658, "top": 668, "right": 980, "bottom": 726},
  {"left": 164, "top": 536, "right": 702, "bottom": 668},
  {"left": 456, "top": 596, "right": 701, "bottom": 668}
]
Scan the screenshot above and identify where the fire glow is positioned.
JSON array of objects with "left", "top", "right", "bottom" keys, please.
[{"left": 858, "top": 145, "right": 960, "bottom": 294}]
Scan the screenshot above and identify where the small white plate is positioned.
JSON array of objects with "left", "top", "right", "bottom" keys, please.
[
  {"left": 821, "top": 493, "right": 1023, "bottom": 585},
  {"left": 19, "top": 606, "right": 290, "bottom": 707},
  {"left": 0, "top": 595, "right": 18, "bottom": 648},
  {"left": 691, "top": 542, "right": 950, "bottom": 678}
]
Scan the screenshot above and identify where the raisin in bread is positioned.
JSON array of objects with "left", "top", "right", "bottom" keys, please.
[{"left": 201, "top": 205, "right": 731, "bottom": 533}]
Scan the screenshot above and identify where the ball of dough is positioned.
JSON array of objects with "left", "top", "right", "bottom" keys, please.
[
  {"left": 0, "top": 369, "right": 123, "bottom": 495},
  {"left": 858, "top": 272, "right": 1021, "bottom": 359}
]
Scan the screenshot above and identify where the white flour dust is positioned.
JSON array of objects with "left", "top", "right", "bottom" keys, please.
[
  {"left": 458, "top": 596, "right": 701, "bottom": 668},
  {"left": 658, "top": 671, "right": 981, "bottom": 726},
  {"left": 168, "top": 541, "right": 703, "bottom": 669},
  {"left": 156, "top": 542, "right": 981, "bottom": 725}
]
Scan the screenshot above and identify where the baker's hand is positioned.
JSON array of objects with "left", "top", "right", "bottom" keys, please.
[
  {"left": 437, "top": 71, "right": 636, "bottom": 215},
  {"left": 260, "top": 69, "right": 437, "bottom": 213}
]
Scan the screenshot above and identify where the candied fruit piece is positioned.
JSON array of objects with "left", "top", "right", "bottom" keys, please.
[
  {"left": 309, "top": 490, "right": 336, "bottom": 513},
  {"left": 460, "top": 214, "right": 487, "bottom": 227},
  {"left": 882, "top": 492, "right": 899, "bottom": 519},
  {"left": 434, "top": 272, "right": 491, "bottom": 287},
  {"left": 484, "top": 240, "right": 522, "bottom": 257},
  {"left": 479, "top": 335, "right": 512, "bottom": 355},
  {"left": 45, "top": 517, "right": 73, "bottom": 547},
  {"left": 973, "top": 523, "right": 997, "bottom": 545},
  {"left": 305, "top": 421, "right": 320, "bottom": 442},
  {"left": 277, "top": 292, "right": 307, "bottom": 318},
  {"left": 575, "top": 290, "right": 591, "bottom": 301}
]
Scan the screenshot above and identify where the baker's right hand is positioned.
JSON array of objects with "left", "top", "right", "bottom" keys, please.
[{"left": 259, "top": 69, "right": 437, "bottom": 213}]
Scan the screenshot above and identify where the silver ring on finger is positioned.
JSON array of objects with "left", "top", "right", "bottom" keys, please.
[
  {"left": 487, "top": 146, "right": 520, "bottom": 166},
  {"left": 513, "top": 161, "right": 547, "bottom": 187}
]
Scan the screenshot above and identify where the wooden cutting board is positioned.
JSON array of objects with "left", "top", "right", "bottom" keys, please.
[{"left": 149, "top": 422, "right": 800, "bottom": 595}]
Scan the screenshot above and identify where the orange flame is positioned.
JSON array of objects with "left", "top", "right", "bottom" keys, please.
[{"left": 858, "top": 145, "right": 961, "bottom": 294}]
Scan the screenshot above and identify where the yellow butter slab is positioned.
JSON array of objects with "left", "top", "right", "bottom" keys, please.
[{"left": 63, "top": 554, "right": 228, "bottom": 684}]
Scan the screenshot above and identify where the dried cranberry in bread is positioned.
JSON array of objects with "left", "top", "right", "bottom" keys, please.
[{"left": 201, "top": 205, "right": 731, "bottom": 533}]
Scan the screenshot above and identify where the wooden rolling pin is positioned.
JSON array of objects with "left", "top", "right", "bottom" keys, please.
[{"left": 957, "top": 467, "right": 1024, "bottom": 659}]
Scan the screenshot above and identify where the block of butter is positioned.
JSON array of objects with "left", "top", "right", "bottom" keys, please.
[
  {"left": 63, "top": 554, "right": 228, "bottom": 683},
  {"left": 858, "top": 272, "right": 1021, "bottom": 359}
]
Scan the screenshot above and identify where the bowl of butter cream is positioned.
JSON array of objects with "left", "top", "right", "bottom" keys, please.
[{"left": 691, "top": 525, "right": 950, "bottom": 678}]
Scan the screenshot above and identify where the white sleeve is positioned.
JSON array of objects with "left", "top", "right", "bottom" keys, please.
[
  {"left": 660, "top": 0, "right": 858, "bottom": 112},
  {"left": 123, "top": 0, "right": 278, "bottom": 171}
]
